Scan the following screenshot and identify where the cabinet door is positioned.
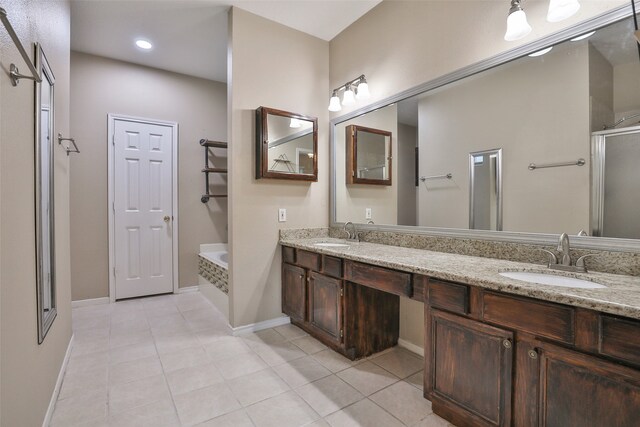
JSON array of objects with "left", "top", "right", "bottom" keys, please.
[
  {"left": 308, "top": 272, "right": 342, "bottom": 344},
  {"left": 535, "top": 341, "right": 640, "bottom": 427},
  {"left": 282, "top": 263, "right": 306, "bottom": 323},
  {"left": 428, "top": 310, "right": 513, "bottom": 427}
]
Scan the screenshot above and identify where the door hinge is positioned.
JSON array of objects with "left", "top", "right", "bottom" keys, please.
[
  {"left": 340, "top": 287, "right": 344, "bottom": 297},
  {"left": 340, "top": 329, "right": 344, "bottom": 338}
]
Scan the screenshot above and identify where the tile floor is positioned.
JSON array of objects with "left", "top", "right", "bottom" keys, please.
[{"left": 51, "top": 292, "right": 455, "bottom": 427}]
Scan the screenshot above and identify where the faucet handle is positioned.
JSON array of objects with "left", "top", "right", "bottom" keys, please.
[
  {"left": 576, "top": 254, "right": 597, "bottom": 271},
  {"left": 539, "top": 249, "right": 558, "bottom": 266}
]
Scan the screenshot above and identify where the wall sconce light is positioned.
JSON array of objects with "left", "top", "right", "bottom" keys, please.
[
  {"left": 289, "top": 118, "right": 302, "bottom": 128},
  {"left": 504, "top": 0, "right": 532, "bottom": 41},
  {"left": 504, "top": 0, "right": 581, "bottom": 42},
  {"left": 327, "top": 74, "right": 370, "bottom": 112}
]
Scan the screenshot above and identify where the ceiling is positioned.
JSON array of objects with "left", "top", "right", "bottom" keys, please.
[{"left": 70, "top": 0, "right": 381, "bottom": 83}]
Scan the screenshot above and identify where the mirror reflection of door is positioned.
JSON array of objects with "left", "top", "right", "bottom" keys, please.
[
  {"left": 469, "top": 148, "right": 502, "bottom": 231},
  {"left": 296, "top": 148, "right": 314, "bottom": 174}
]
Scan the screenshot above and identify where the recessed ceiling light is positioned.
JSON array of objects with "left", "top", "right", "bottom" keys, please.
[
  {"left": 529, "top": 46, "right": 553, "bottom": 57},
  {"left": 570, "top": 31, "right": 596, "bottom": 41},
  {"left": 135, "top": 39, "right": 153, "bottom": 50}
]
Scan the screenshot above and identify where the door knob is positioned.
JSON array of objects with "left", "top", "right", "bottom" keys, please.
[{"left": 164, "top": 216, "right": 171, "bottom": 222}]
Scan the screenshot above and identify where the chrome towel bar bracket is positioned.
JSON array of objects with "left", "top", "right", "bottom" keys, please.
[
  {"left": 420, "top": 173, "right": 453, "bottom": 182},
  {"left": 58, "top": 134, "right": 80, "bottom": 156},
  {"left": 0, "top": 8, "right": 42, "bottom": 86}
]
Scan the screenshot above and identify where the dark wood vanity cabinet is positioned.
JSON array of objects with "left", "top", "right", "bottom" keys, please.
[
  {"left": 424, "top": 278, "right": 640, "bottom": 427},
  {"left": 281, "top": 247, "right": 399, "bottom": 359}
]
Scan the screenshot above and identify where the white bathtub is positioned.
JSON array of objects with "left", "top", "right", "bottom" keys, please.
[{"left": 199, "top": 243, "right": 228, "bottom": 269}]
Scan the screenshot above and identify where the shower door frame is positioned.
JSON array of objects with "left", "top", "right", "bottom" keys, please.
[{"left": 590, "top": 124, "right": 640, "bottom": 237}]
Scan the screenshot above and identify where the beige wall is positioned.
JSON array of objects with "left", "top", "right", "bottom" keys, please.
[
  {"left": 589, "top": 43, "right": 614, "bottom": 132},
  {"left": 0, "top": 1, "right": 72, "bottom": 426},
  {"left": 329, "top": 0, "right": 626, "bottom": 350},
  {"left": 70, "top": 52, "right": 227, "bottom": 300},
  {"left": 418, "top": 42, "right": 591, "bottom": 234},
  {"left": 613, "top": 60, "right": 640, "bottom": 117},
  {"left": 228, "top": 8, "right": 329, "bottom": 327},
  {"left": 335, "top": 104, "right": 398, "bottom": 224}
]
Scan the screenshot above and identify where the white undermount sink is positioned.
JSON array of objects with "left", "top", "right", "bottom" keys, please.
[
  {"left": 499, "top": 271, "right": 607, "bottom": 289},
  {"left": 314, "top": 242, "right": 350, "bottom": 248}
]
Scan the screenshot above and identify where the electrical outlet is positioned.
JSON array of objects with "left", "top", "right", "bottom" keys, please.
[
  {"left": 278, "top": 208, "right": 287, "bottom": 222},
  {"left": 365, "top": 208, "right": 372, "bottom": 220}
]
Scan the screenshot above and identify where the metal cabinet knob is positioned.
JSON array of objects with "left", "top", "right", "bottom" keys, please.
[
  {"left": 528, "top": 349, "right": 538, "bottom": 359},
  {"left": 502, "top": 339, "right": 512, "bottom": 349},
  {"left": 164, "top": 216, "right": 171, "bottom": 222}
]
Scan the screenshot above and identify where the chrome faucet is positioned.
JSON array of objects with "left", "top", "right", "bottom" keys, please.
[
  {"left": 343, "top": 221, "right": 359, "bottom": 242},
  {"left": 540, "top": 233, "right": 596, "bottom": 273}
]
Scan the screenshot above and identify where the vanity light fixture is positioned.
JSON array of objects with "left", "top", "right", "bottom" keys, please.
[
  {"left": 570, "top": 30, "right": 595, "bottom": 41},
  {"left": 547, "top": 0, "right": 580, "bottom": 23},
  {"left": 327, "top": 74, "right": 370, "bottom": 111},
  {"left": 504, "top": 0, "right": 532, "bottom": 41},
  {"left": 135, "top": 39, "right": 153, "bottom": 50},
  {"left": 528, "top": 46, "right": 553, "bottom": 57}
]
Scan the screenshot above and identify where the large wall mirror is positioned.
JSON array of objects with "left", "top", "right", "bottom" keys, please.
[
  {"left": 35, "top": 43, "right": 57, "bottom": 343},
  {"left": 256, "top": 106, "right": 318, "bottom": 181},
  {"left": 331, "top": 7, "right": 640, "bottom": 249}
]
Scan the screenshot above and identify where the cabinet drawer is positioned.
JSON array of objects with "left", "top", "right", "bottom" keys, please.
[
  {"left": 322, "top": 255, "right": 343, "bottom": 278},
  {"left": 428, "top": 279, "right": 469, "bottom": 315},
  {"left": 344, "top": 261, "right": 411, "bottom": 297},
  {"left": 600, "top": 315, "right": 640, "bottom": 366},
  {"left": 297, "top": 250, "right": 321, "bottom": 271},
  {"left": 282, "top": 246, "right": 295, "bottom": 264},
  {"left": 482, "top": 292, "right": 575, "bottom": 344}
]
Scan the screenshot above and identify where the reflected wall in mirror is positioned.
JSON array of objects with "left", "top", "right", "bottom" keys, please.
[
  {"left": 255, "top": 106, "right": 318, "bottom": 181},
  {"left": 35, "top": 43, "right": 57, "bottom": 344},
  {"left": 346, "top": 125, "right": 392, "bottom": 185},
  {"left": 469, "top": 149, "right": 502, "bottom": 231},
  {"left": 333, "top": 15, "right": 640, "bottom": 241}
]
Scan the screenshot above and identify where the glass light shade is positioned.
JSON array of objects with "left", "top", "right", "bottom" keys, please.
[
  {"left": 504, "top": 10, "right": 532, "bottom": 41},
  {"left": 328, "top": 95, "right": 342, "bottom": 112},
  {"left": 342, "top": 88, "right": 356, "bottom": 106},
  {"left": 570, "top": 30, "right": 595, "bottom": 41},
  {"left": 289, "top": 118, "right": 302, "bottom": 128},
  {"left": 547, "top": 0, "right": 580, "bottom": 23},
  {"left": 528, "top": 46, "right": 553, "bottom": 57},
  {"left": 356, "top": 82, "right": 370, "bottom": 100},
  {"left": 135, "top": 39, "right": 153, "bottom": 49}
]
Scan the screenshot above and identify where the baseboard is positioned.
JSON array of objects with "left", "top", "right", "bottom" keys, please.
[
  {"left": 42, "top": 334, "right": 74, "bottom": 427},
  {"left": 232, "top": 316, "right": 291, "bottom": 336},
  {"left": 176, "top": 286, "right": 200, "bottom": 294},
  {"left": 71, "top": 297, "right": 110, "bottom": 308},
  {"left": 398, "top": 338, "right": 424, "bottom": 357}
]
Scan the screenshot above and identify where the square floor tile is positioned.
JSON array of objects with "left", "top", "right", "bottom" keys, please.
[
  {"left": 290, "top": 336, "right": 328, "bottom": 355},
  {"left": 159, "top": 345, "right": 211, "bottom": 373},
  {"left": 370, "top": 347, "right": 423, "bottom": 379},
  {"left": 414, "top": 413, "right": 455, "bottom": 426},
  {"left": 109, "top": 342, "right": 158, "bottom": 365},
  {"left": 166, "top": 362, "right": 224, "bottom": 395},
  {"left": 228, "top": 368, "right": 290, "bottom": 406},
  {"left": 173, "top": 382, "right": 241, "bottom": 426},
  {"left": 336, "top": 361, "right": 399, "bottom": 396},
  {"left": 106, "top": 397, "right": 180, "bottom": 427},
  {"left": 204, "top": 336, "right": 252, "bottom": 361},
  {"left": 370, "top": 380, "right": 433, "bottom": 425},
  {"left": 154, "top": 332, "right": 200, "bottom": 355},
  {"left": 195, "top": 326, "right": 232, "bottom": 346},
  {"left": 109, "top": 374, "right": 171, "bottom": 415},
  {"left": 65, "top": 351, "right": 109, "bottom": 376},
  {"left": 196, "top": 409, "right": 254, "bottom": 427},
  {"left": 295, "top": 375, "right": 364, "bottom": 417},
  {"left": 272, "top": 355, "right": 332, "bottom": 389},
  {"left": 256, "top": 341, "right": 306, "bottom": 367},
  {"left": 109, "top": 355, "right": 163, "bottom": 386},
  {"left": 213, "top": 352, "right": 268, "bottom": 380},
  {"left": 70, "top": 337, "right": 109, "bottom": 358},
  {"left": 324, "top": 398, "right": 404, "bottom": 427},
  {"left": 274, "top": 324, "right": 308, "bottom": 340},
  {"left": 59, "top": 366, "right": 108, "bottom": 399},
  {"left": 246, "top": 390, "right": 319, "bottom": 427},
  {"left": 311, "top": 349, "right": 360, "bottom": 373},
  {"left": 50, "top": 390, "right": 107, "bottom": 427},
  {"left": 406, "top": 370, "right": 424, "bottom": 391},
  {"left": 109, "top": 329, "right": 153, "bottom": 349},
  {"left": 240, "top": 329, "right": 287, "bottom": 350}
]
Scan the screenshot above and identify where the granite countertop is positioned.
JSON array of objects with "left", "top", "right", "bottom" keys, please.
[{"left": 279, "top": 236, "right": 640, "bottom": 320}]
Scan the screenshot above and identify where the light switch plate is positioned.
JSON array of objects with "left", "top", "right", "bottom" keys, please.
[
  {"left": 365, "top": 208, "right": 372, "bottom": 220},
  {"left": 278, "top": 208, "right": 287, "bottom": 222}
]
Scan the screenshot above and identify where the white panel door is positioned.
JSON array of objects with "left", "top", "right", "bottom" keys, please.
[{"left": 114, "top": 119, "right": 174, "bottom": 299}]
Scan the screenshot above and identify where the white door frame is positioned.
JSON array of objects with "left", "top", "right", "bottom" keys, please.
[{"left": 107, "top": 113, "right": 179, "bottom": 302}]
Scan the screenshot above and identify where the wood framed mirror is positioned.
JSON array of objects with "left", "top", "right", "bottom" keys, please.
[
  {"left": 256, "top": 106, "right": 318, "bottom": 181},
  {"left": 346, "top": 124, "right": 392, "bottom": 185}
]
